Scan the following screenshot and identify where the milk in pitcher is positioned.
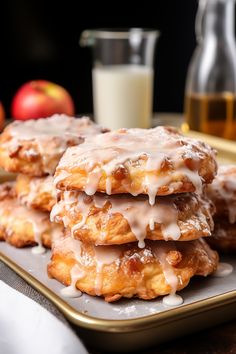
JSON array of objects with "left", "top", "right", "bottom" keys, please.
[{"left": 92, "top": 65, "right": 153, "bottom": 129}]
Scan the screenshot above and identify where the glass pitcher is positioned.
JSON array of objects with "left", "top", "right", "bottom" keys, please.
[
  {"left": 80, "top": 29, "right": 159, "bottom": 129},
  {"left": 183, "top": 0, "right": 236, "bottom": 139}
]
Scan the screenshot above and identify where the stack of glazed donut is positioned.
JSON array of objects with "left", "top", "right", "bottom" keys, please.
[
  {"left": 0, "top": 114, "right": 106, "bottom": 253},
  {"left": 48, "top": 126, "right": 219, "bottom": 303}
]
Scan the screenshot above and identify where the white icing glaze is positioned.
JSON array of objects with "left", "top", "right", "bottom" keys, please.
[
  {"left": 69, "top": 192, "right": 93, "bottom": 233},
  {"left": 54, "top": 237, "right": 84, "bottom": 297},
  {"left": 213, "top": 262, "right": 233, "bottom": 277},
  {"left": 6, "top": 115, "right": 104, "bottom": 174},
  {"left": 50, "top": 202, "right": 63, "bottom": 222},
  {"left": 149, "top": 218, "right": 155, "bottom": 231},
  {"left": 207, "top": 165, "right": 236, "bottom": 223},
  {"left": 60, "top": 286, "right": 82, "bottom": 298},
  {"left": 54, "top": 236, "right": 121, "bottom": 297},
  {"left": 153, "top": 242, "right": 179, "bottom": 294},
  {"left": 162, "top": 294, "right": 183, "bottom": 306},
  {"left": 105, "top": 177, "right": 112, "bottom": 195},
  {"left": 176, "top": 168, "right": 203, "bottom": 195},
  {"left": 144, "top": 174, "right": 171, "bottom": 206},
  {"left": 94, "top": 246, "right": 121, "bottom": 295},
  {"left": 10, "top": 115, "right": 82, "bottom": 138},
  {"left": 29, "top": 212, "right": 48, "bottom": 254},
  {"left": 32, "top": 245, "right": 46, "bottom": 254},
  {"left": 56, "top": 126, "right": 215, "bottom": 203},
  {"left": 54, "top": 236, "right": 85, "bottom": 268},
  {"left": 107, "top": 196, "right": 180, "bottom": 247},
  {"left": 52, "top": 236, "right": 216, "bottom": 303},
  {"left": 52, "top": 192, "right": 181, "bottom": 248},
  {"left": 60, "top": 264, "right": 84, "bottom": 298},
  {"left": 85, "top": 170, "right": 102, "bottom": 196},
  {"left": 53, "top": 170, "right": 71, "bottom": 188}
]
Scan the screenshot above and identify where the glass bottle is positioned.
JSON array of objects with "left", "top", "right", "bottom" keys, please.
[{"left": 183, "top": 0, "right": 236, "bottom": 139}]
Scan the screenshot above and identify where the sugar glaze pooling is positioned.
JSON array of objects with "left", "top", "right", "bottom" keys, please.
[
  {"left": 60, "top": 265, "right": 84, "bottom": 298},
  {"left": 213, "top": 262, "right": 233, "bottom": 277}
]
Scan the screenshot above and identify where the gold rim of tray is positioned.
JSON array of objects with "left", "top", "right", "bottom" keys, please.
[{"left": 1, "top": 251, "right": 236, "bottom": 334}]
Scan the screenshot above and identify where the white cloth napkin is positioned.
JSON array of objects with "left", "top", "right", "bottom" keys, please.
[{"left": 0, "top": 281, "right": 88, "bottom": 354}]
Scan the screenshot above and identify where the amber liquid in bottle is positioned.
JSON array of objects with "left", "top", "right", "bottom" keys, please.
[{"left": 184, "top": 93, "right": 236, "bottom": 139}]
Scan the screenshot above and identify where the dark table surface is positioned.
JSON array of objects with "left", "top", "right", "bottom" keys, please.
[
  {"left": 138, "top": 321, "right": 236, "bottom": 354},
  {"left": 89, "top": 320, "right": 236, "bottom": 354}
]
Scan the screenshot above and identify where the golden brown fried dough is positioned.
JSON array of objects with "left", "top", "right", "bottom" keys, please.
[
  {"left": 0, "top": 181, "right": 16, "bottom": 200},
  {"left": 48, "top": 237, "right": 218, "bottom": 302},
  {"left": 51, "top": 191, "right": 214, "bottom": 245},
  {"left": 207, "top": 217, "right": 236, "bottom": 253},
  {"left": 16, "top": 174, "right": 56, "bottom": 212},
  {"left": 0, "top": 182, "right": 63, "bottom": 248},
  {"left": 54, "top": 126, "right": 217, "bottom": 202},
  {"left": 0, "top": 115, "right": 107, "bottom": 176},
  {"left": 206, "top": 165, "right": 236, "bottom": 223},
  {"left": 0, "top": 182, "right": 16, "bottom": 241}
]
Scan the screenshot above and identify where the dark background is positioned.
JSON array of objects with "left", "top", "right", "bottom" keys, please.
[{"left": 1, "top": 0, "right": 199, "bottom": 117}]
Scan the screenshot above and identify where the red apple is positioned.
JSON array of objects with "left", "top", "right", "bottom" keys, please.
[
  {"left": 11, "top": 80, "right": 75, "bottom": 120},
  {"left": 0, "top": 102, "right": 5, "bottom": 130}
]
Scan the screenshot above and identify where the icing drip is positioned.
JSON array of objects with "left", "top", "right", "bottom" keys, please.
[
  {"left": 162, "top": 294, "right": 183, "bottom": 306},
  {"left": 51, "top": 190, "right": 81, "bottom": 225},
  {"left": 106, "top": 177, "right": 112, "bottom": 195},
  {"left": 85, "top": 170, "right": 102, "bottom": 196},
  {"left": 144, "top": 174, "right": 172, "bottom": 206},
  {"left": 56, "top": 192, "right": 181, "bottom": 247},
  {"left": 213, "top": 262, "right": 233, "bottom": 277},
  {"left": 53, "top": 170, "right": 71, "bottom": 188},
  {"left": 153, "top": 243, "right": 179, "bottom": 293},
  {"left": 60, "top": 264, "right": 84, "bottom": 298},
  {"left": 94, "top": 246, "right": 121, "bottom": 295},
  {"left": 55, "top": 237, "right": 83, "bottom": 262},
  {"left": 50, "top": 202, "right": 64, "bottom": 223},
  {"left": 152, "top": 242, "right": 183, "bottom": 305},
  {"left": 176, "top": 168, "right": 203, "bottom": 195},
  {"left": 56, "top": 126, "right": 215, "bottom": 203},
  {"left": 149, "top": 218, "right": 155, "bottom": 231},
  {"left": 54, "top": 237, "right": 86, "bottom": 297},
  {"left": 29, "top": 213, "right": 48, "bottom": 254},
  {"left": 71, "top": 193, "right": 94, "bottom": 234},
  {"left": 32, "top": 245, "right": 46, "bottom": 255},
  {"left": 107, "top": 196, "right": 180, "bottom": 247},
  {"left": 0, "top": 199, "right": 49, "bottom": 253}
]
